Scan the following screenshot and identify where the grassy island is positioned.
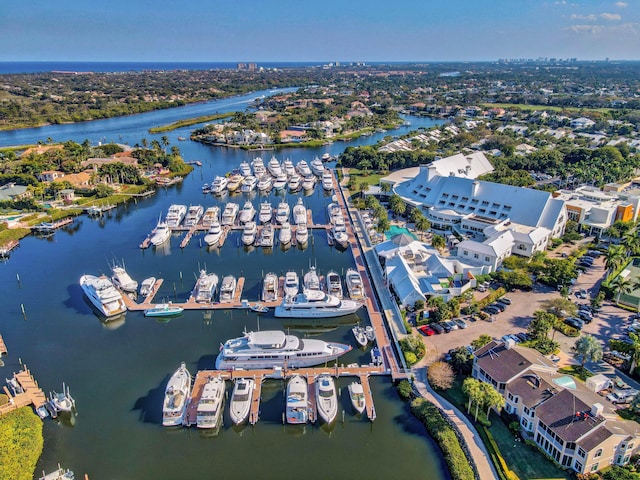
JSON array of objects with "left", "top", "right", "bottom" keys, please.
[{"left": 0, "top": 402, "right": 44, "bottom": 480}]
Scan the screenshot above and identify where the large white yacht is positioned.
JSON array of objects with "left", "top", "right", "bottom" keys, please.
[
  {"left": 80, "top": 274, "right": 127, "bottom": 317},
  {"left": 262, "top": 272, "right": 278, "bottom": 302},
  {"left": 204, "top": 220, "right": 223, "bottom": 247},
  {"left": 275, "top": 201, "right": 290, "bottom": 224},
  {"left": 258, "top": 201, "right": 272, "bottom": 224},
  {"left": 111, "top": 264, "right": 138, "bottom": 293},
  {"left": 283, "top": 271, "right": 299, "bottom": 298},
  {"left": 210, "top": 176, "right": 228, "bottom": 195},
  {"left": 296, "top": 160, "right": 312, "bottom": 177},
  {"left": 259, "top": 223, "right": 274, "bottom": 247},
  {"left": 273, "top": 172, "right": 288, "bottom": 191},
  {"left": 303, "top": 266, "right": 320, "bottom": 291},
  {"left": 286, "top": 375, "right": 308, "bottom": 425},
  {"left": 238, "top": 200, "right": 256, "bottom": 224},
  {"left": 149, "top": 219, "right": 171, "bottom": 247},
  {"left": 162, "top": 362, "right": 192, "bottom": 427},
  {"left": 327, "top": 202, "right": 342, "bottom": 225},
  {"left": 345, "top": 268, "right": 365, "bottom": 299},
  {"left": 216, "top": 330, "right": 352, "bottom": 370},
  {"left": 301, "top": 175, "right": 316, "bottom": 192},
  {"left": 322, "top": 170, "right": 334, "bottom": 191},
  {"left": 315, "top": 374, "right": 338, "bottom": 424},
  {"left": 295, "top": 223, "right": 309, "bottom": 246},
  {"left": 282, "top": 159, "right": 296, "bottom": 177},
  {"left": 166, "top": 204, "right": 187, "bottom": 228},
  {"left": 184, "top": 205, "right": 204, "bottom": 227},
  {"left": 275, "top": 290, "right": 362, "bottom": 318},
  {"left": 221, "top": 202, "right": 239, "bottom": 226},
  {"left": 219, "top": 275, "right": 237, "bottom": 303},
  {"left": 226, "top": 173, "right": 243, "bottom": 193},
  {"left": 241, "top": 175, "right": 258, "bottom": 193},
  {"left": 267, "top": 156, "right": 283, "bottom": 177},
  {"left": 193, "top": 269, "right": 219, "bottom": 303},
  {"left": 239, "top": 161, "right": 252, "bottom": 177},
  {"left": 293, "top": 198, "right": 307, "bottom": 225},
  {"left": 279, "top": 222, "right": 292, "bottom": 245},
  {"left": 348, "top": 381, "right": 366, "bottom": 414},
  {"left": 310, "top": 157, "right": 325, "bottom": 176},
  {"left": 251, "top": 157, "right": 266, "bottom": 178},
  {"left": 241, "top": 221, "right": 257, "bottom": 246},
  {"left": 229, "top": 377, "right": 254, "bottom": 425},
  {"left": 196, "top": 375, "right": 225, "bottom": 430},
  {"left": 331, "top": 218, "right": 349, "bottom": 248},
  {"left": 201, "top": 206, "right": 220, "bottom": 228},
  {"left": 287, "top": 173, "right": 302, "bottom": 192},
  {"left": 257, "top": 175, "right": 273, "bottom": 192}
]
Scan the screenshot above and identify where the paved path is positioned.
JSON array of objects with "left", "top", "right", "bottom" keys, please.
[{"left": 413, "top": 367, "right": 498, "bottom": 480}]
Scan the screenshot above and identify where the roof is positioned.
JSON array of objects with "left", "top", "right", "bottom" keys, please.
[
  {"left": 578, "top": 426, "right": 614, "bottom": 452},
  {"left": 384, "top": 254, "right": 426, "bottom": 306},
  {"left": 475, "top": 341, "right": 557, "bottom": 383},
  {"left": 507, "top": 373, "right": 556, "bottom": 407},
  {"left": 428, "top": 152, "right": 494, "bottom": 179},
  {"left": 0, "top": 184, "right": 29, "bottom": 201},
  {"left": 535, "top": 389, "right": 606, "bottom": 442}
]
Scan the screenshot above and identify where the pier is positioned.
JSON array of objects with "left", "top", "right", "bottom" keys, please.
[
  {"left": 0, "top": 333, "right": 7, "bottom": 355},
  {"left": 0, "top": 365, "right": 47, "bottom": 417},
  {"left": 31, "top": 218, "right": 73, "bottom": 234},
  {"left": 0, "top": 240, "right": 19, "bottom": 258}
]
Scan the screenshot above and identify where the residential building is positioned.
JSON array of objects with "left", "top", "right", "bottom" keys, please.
[{"left": 0, "top": 183, "right": 31, "bottom": 202}]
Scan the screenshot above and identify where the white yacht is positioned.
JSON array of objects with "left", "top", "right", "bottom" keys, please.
[
  {"left": 275, "top": 290, "right": 362, "bottom": 318},
  {"left": 80, "top": 274, "right": 127, "bottom": 317},
  {"left": 273, "top": 173, "right": 288, "bottom": 190},
  {"left": 321, "top": 152, "right": 331, "bottom": 162},
  {"left": 259, "top": 223, "right": 275, "bottom": 247},
  {"left": 193, "top": 269, "right": 219, "bottom": 303},
  {"left": 226, "top": 173, "right": 243, "bottom": 193},
  {"left": 251, "top": 157, "right": 267, "bottom": 178},
  {"left": 229, "top": 377, "right": 254, "bottom": 425},
  {"left": 293, "top": 197, "right": 307, "bottom": 225},
  {"left": 275, "top": 201, "right": 290, "bottom": 224},
  {"left": 262, "top": 272, "right": 278, "bottom": 302},
  {"left": 310, "top": 157, "right": 325, "bottom": 176},
  {"left": 149, "top": 219, "right": 171, "bottom": 246},
  {"left": 210, "top": 176, "right": 228, "bottom": 195},
  {"left": 257, "top": 175, "right": 273, "bottom": 192},
  {"left": 219, "top": 275, "right": 237, "bottom": 303},
  {"left": 162, "top": 362, "right": 192, "bottom": 427},
  {"left": 221, "top": 202, "right": 239, "bottom": 226},
  {"left": 279, "top": 222, "right": 292, "bottom": 245},
  {"left": 166, "top": 204, "right": 187, "bottom": 228},
  {"left": 239, "top": 161, "right": 252, "bottom": 177},
  {"left": 196, "top": 375, "right": 225, "bottom": 430},
  {"left": 352, "top": 326, "right": 368, "bottom": 347},
  {"left": 204, "top": 221, "right": 223, "bottom": 247},
  {"left": 241, "top": 175, "right": 257, "bottom": 193},
  {"left": 295, "top": 223, "right": 309, "bottom": 246},
  {"left": 345, "top": 268, "right": 365, "bottom": 299},
  {"left": 331, "top": 219, "right": 349, "bottom": 248},
  {"left": 296, "top": 160, "right": 312, "bottom": 177},
  {"left": 139, "top": 277, "right": 156, "bottom": 297},
  {"left": 283, "top": 271, "right": 299, "bottom": 298},
  {"left": 348, "top": 381, "right": 366, "bottom": 414},
  {"left": 326, "top": 270, "right": 343, "bottom": 299},
  {"left": 215, "top": 330, "right": 352, "bottom": 370},
  {"left": 322, "top": 170, "right": 334, "bottom": 191},
  {"left": 201, "top": 206, "right": 220, "bottom": 227},
  {"left": 287, "top": 173, "right": 302, "bottom": 192},
  {"left": 184, "top": 205, "right": 204, "bottom": 227},
  {"left": 111, "top": 264, "right": 138, "bottom": 293},
  {"left": 267, "top": 156, "right": 283, "bottom": 177},
  {"left": 303, "top": 266, "right": 320, "bottom": 291},
  {"left": 238, "top": 200, "right": 256, "bottom": 224},
  {"left": 315, "top": 374, "right": 338, "bottom": 424},
  {"left": 241, "top": 221, "right": 257, "bottom": 246},
  {"left": 327, "top": 202, "right": 342, "bottom": 225},
  {"left": 282, "top": 159, "right": 296, "bottom": 177},
  {"left": 286, "top": 375, "right": 308, "bottom": 425},
  {"left": 302, "top": 175, "right": 316, "bottom": 191},
  {"left": 258, "top": 201, "right": 272, "bottom": 224}
]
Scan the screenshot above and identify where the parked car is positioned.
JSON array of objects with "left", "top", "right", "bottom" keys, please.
[
  {"left": 515, "top": 332, "right": 530, "bottom": 342},
  {"left": 491, "top": 302, "right": 506, "bottom": 312},
  {"left": 497, "top": 297, "right": 512, "bottom": 305},
  {"left": 444, "top": 320, "right": 459, "bottom": 331},
  {"left": 431, "top": 323, "right": 445, "bottom": 334},
  {"left": 564, "top": 317, "right": 584, "bottom": 329},
  {"left": 578, "top": 310, "right": 593, "bottom": 323},
  {"left": 607, "top": 391, "right": 636, "bottom": 405},
  {"left": 587, "top": 250, "right": 602, "bottom": 258},
  {"left": 453, "top": 318, "right": 468, "bottom": 329},
  {"left": 439, "top": 321, "right": 452, "bottom": 333},
  {"left": 465, "top": 315, "right": 477, "bottom": 323},
  {"left": 484, "top": 306, "right": 500, "bottom": 315},
  {"left": 418, "top": 325, "right": 436, "bottom": 336}
]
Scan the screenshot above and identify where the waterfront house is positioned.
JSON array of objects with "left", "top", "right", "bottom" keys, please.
[{"left": 0, "top": 183, "right": 31, "bottom": 202}]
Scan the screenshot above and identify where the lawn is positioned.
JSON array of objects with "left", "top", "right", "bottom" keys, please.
[{"left": 347, "top": 169, "right": 384, "bottom": 186}]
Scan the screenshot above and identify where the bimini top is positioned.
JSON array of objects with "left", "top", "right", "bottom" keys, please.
[{"left": 552, "top": 375, "right": 577, "bottom": 390}]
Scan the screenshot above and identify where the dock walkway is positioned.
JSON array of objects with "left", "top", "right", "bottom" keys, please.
[
  {"left": 0, "top": 333, "right": 6, "bottom": 356},
  {"left": 0, "top": 365, "right": 47, "bottom": 417}
]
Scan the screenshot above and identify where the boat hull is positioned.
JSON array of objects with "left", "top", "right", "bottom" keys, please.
[
  {"left": 215, "top": 343, "right": 351, "bottom": 370},
  {"left": 274, "top": 299, "right": 361, "bottom": 318}
]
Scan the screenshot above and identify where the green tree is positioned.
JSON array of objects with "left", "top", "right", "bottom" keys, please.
[
  {"left": 611, "top": 275, "right": 633, "bottom": 305},
  {"left": 471, "top": 334, "right": 493, "bottom": 351},
  {"left": 160, "top": 135, "right": 170, "bottom": 153},
  {"left": 431, "top": 234, "right": 446, "bottom": 252},
  {"left": 377, "top": 216, "right": 390, "bottom": 234},
  {"left": 541, "top": 298, "right": 577, "bottom": 318},
  {"left": 572, "top": 334, "right": 603, "bottom": 369},
  {"left": 415, "top": 216, "right": 431, "bottom": 241},
  {"left": 605, "top": 244, "right": 627, "bottom": 273},
  {"left": 388, "top": 194, "right": 406, "bottom": 218},
  {"left": 358, "top": 180, "right": 369, "bottom": 198},
  {"left": 427, "top": 361, "right": 455, "bottom": 390},
  {"left": 462, "top": 377, "right": 484, "bottom": 421},
  {"left": 528, "top": 310, "right": 556, "bottom": 340},
  {"left": 481, "top": 382, "right": 505, "bottom": 418}
]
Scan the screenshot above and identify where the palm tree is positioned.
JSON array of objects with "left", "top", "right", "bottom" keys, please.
[
  {"left": 462, "top": 378, "right": 483, "bottom": 421},
  {"left": 415, "top": 217, "right": 431, "bottom": 241},
  {"left": 482, "top": 383, "right": 505, "bottom": 418},
  {"left": 160, "top": 135, "right": 170, "bottom": 153},
  {"left": 611, "top": 275, "right": 633, "bottom": 305},
  {"left": 605, "top": 244, "right": 627, "bottom": 273},
  {"left": 627, "top": 332, "right": 640, "bottom": 373},
  {"left": 572, "top": 335, "right": 603, "bottom": 370}
]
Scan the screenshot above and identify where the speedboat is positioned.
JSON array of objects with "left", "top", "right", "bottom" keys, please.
[
  {"left": 326, "top": 270, "right": 343, "bottom": 299},
  {"left": 371, "top": 347, "right": 383, "bottom": 366},
  {"left": 239, "top": 161, "right": 252, "bottom": 177},
  {"left": 321, "top": 152, "right": 331, "bottom": 162},
  {"left": 282, "top": 159, "right": 296, "bottom": 177},
  {"left": 210, "top": 176, "right": 228, "bottom": 195},
  {"left": 352, "top": 326, "right": 368, "bottom": 347},
  {"left": 193, "top": 269, "right": 219, "bottom": 303},
  {"left": 287, "top": 173, "right": 302, "bottom": 192},
  {"left": 293, "top": 198, "right": 307, "bottom": 225},
  {"left": 163, "top": 362, "right": 191, "bottom": 427},
  {"left": 262, "top": 272, "right": 278, "bottom": 302},
  {"left": 286, "top": 375, "right": 309, "bottom": 424},
  {"left": 273, "top": 173, "right": 288, "bottom": 190},
  {"left": 250, "top": 303, "right": 268, "bottom": 313},
  {"left": 216, "top": 330, "right": 352, "bottom": 370},
  {"left": 166, "top": 204, "right": 187, "bottom": 228},
  {"left": 296, "top": 160, "right": 312, "bottom": 177},
  {"left": 150, "top": 219, "right": 171, "bottom": 246},
  {"left": 229, "top": 377, "right": 255, "bottom": 425},
  {"left": 202, "top": 183, "right": 210, "bottom": 194},
  {"left": 346, "top": 268, "right": 365, "bottom": 299},
  {"left": 219, "top": 275, "right": 237, "bottom": 303},
  {"left": 310, "top": 157, "right": 325, "bottom": 176},
  {"left": 80, "top": 274, "right": 127, "bottom": 317},
  {"left": 348, "top": 381, "right": 366, "bottom": 414},
  {"left": 275, "top": 201, "right": 290, "bottom": 224},
  {"left": 251, "top": 157, "right": 266, "bottom": 178},
  {"left": 184, "top": 205, "right": 204, "bottom": 227},
  {"left": 365, "top": 326, "right": 375, "bottom": 342},
  {"left": 303, "top": 266, "right": 320, "bottom": 291},
  {"left": 315, "top": 374, "right": 338, "bottom": 424},
  {"left": 267, "top": 156, "right": 283, "bottom": 177},
  {"left": 221, "top": 202, "right": 239, "bottom": 226},
  {"left": 259, "top": 223, "right": 274, "bottom": 247},
  {"left": 302, "top": 175, "right": 316, "bottom": 191},
  {"left": 241, "top": 175, "right": 257, "bottom": 193},
  {"left": 283, "top": 271, "right": 299, "bottom": 298},
  {"left": 144, "top": 303, "right": 184, "bottom": 317},
  {"left": 257, "top": 175, "right": 273, "bottom": 192},
  {"left": 111, "top": 264, "right": 138, "bottom": 293},
  {"left": 322, "top": 170, "right": 334, "bottom": 191},
  {"left": 139, "top": 277, "right": 156, "bottom": 297},
  {"left": 238, "top": 200, "right": 256, "bottom": 224},
  {"left": 196, "top": 375, "right": 225, "bottom": 429},
  {"left": 258, "top": 201, "right": 272, "bottom": 223},
  {"left": 201, "top": 206, "right": 220, "bottom": 227},
  {"left": 226, "top": 173, "right": 244, "bottom": 193},
  {"left": 204, "top": 221, "right": 223, "bottom": 247},
  {"left": 275, "top": 290, "right": 362, "bottom": 318},
  {"left": 241, "top": 221, "right": 257, "bottom": 245},
  {"left": 279, "top": 222, "right": 292, "bottom": 245},
  {"left": 295, "top": 223, "right": 309, "bottom": 246}
]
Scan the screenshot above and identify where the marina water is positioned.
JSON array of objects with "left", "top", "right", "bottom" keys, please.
[{"left": 0, "top": 90, "right": 448, "bottom": 479}]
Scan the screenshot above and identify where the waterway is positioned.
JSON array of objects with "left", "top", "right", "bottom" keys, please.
[{"left": 0, "top": 89, "right": 447, "bottom": 479}]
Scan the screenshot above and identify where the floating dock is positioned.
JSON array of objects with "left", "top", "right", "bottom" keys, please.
[{"left": 31, "top": 218, "right": 73, "bottom": 234}]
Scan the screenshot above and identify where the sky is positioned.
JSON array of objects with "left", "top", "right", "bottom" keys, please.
[{"left": 1, "top": 0, "right": 639, "bottom": 62}]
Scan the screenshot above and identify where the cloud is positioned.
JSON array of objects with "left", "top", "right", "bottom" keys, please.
[
  {"left": 569, "top": 24, "right": 604, "bottom": 34},
  {"left": 571, "top": 14, "right": 598, "bottom": 21},
  {"left": 566, "top": 22, "right": 639, "bottom": 35},
  {"left": 616, "top": 2, "right": 628, "bottom": 8},
  {"left": 600, "top": 13, "right": 621, "bottom": 21}
]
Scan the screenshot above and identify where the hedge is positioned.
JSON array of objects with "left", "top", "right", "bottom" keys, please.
[
  {"left": 480, "top": 426, "right": 520, "bottom": 480},
  {"left": 411, "top": 398, "right": 476, "bottom": 480},
  {"left": 0, "top": 407, "right": 44, "bottom": 480}
]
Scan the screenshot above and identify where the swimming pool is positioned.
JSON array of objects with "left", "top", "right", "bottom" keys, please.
[{"left": 385, "top": 225, "right": 418, "bottom": 240}]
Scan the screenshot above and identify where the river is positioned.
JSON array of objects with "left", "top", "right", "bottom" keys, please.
[{"left": 0, "top": 90, "right": 448, "bottom": 479}]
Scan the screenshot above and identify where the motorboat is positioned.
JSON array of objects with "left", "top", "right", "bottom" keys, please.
[
  {"left": 346, "top": 268, "right": 365, "bottom": 299},
  {"left": 257, "top": 175, "right": 273, "bottom": 192},
  {"left": 310, "top": 157, "right": 325, "bottom": 176},
  {"left": 258, "top": 201, "right": 272, "bottom": 223},
  {"left": 150, "top": 219, "right": 171, "bottom": 246},
  {"left": 279, "top": 222, "right": 292, "bottom": 245},
  {"left": 286, "top": 375, "right": 309, "bottom": 424},
  {"left": 287, "top": 173, "right": 302, "bottom": 192},
  {"left": 204, "top": 221, "right": 223, "bottom": 247},
  {"left": 250, "top": 303, "right": 268, "bottom": 313},
  {"left": 282, "top": 159, "right": 296, "bottom": 177},
  {"left": 202, "top": 183, "right": 211, "bottom": 194},
  {"left": 267, "top": 156, "right": 283, "bottom": 177},
  {"left": 193, "top": 269, "right": 219, "bottom": 303},
  {"left": 184, "top": 205, "right": 204, "bottom": 227},
  {"left": 251, "top": 157, "right": 266, "bottom": 178},
  {"left": 293, "top": 197, "right": 307, "bottom": 225},
  {"left": 210, "top": 176, "right": 228, "bottom": 195},
  {"left": 302, "top": 175, "right": 316, "bottom": 191},
  {"left": 241, "top": 175, "right": 257, "bottom": 193},
  {"left": 283, "top": 271, "right": 299, "bottom": 298},
  {"left": 322, "top": 170, "right": 334, "bottom": 191},
  {"left": 80, "top": 274, "right": 127, "bottom": 317},
  {"left": 326, "top": 270, "right": 343, "bottom": 299},
  {"left": 162, "top": 362, "right": 191, "bottom": 427},
  {"left": 295, "top": 223, "right": 309, "bottom": 246},
  {"left": 315, "top": 374, "right": 338, "bottom": 424},
  {"left": 348, "top": 381, "right": 366, "bottom": 414},
  {"left": 303, "top": 266, "right": 320, "bottom": 291},
  {"left": 331, "top": 219, "right": 349, "bottom": 248},
  {"left": 274, "top": 290, "right": 362, "bottom": 318},
  {"left": 239, "top": 161, "right": 252, "bottom": 177},
  {"left": 321, "top": 152, "right": 331, "bottom": 162},
  {"left": 226, "top": 173, "right": 244, "bottom": 193},
  {"left": 371, "top": 347, "right": 383, "bottom": 366},
  {"left": 241, "top": 221, "right": 257, "bottom": 245},
  {"left": 352, "top": 326, "right": 368, "bottom": 347},
  {"left": 229, "top": 377, "right": 254, "bottom": 425},
  {"left": 262, "top": 272, "right": 278, "bottom": 302},
  {"left": 275, "top": 201, "right": 290, "bottom": 224},
  {"left": 259, "top": 223, "right": 274, "bottom": 247},
  {"left": 139, "top": 277, "right": 156, "bottom": 297},
  {"left": 273, "top": 173, "right": 288, "bottom": 190},
  {"left": 215, "top": 330, "right": 352, "bottom": 370},
  {"left": 111, "top": 263, "right": 138, "bottom": 293},
  {"left": 201, "top": 206, "right": 220, "bottom": 227},
  {"left": 296, "top": 160, "right": 312, "bottom": 177},
  {"left": 221, "top": 202, "right": 239, "bottom": 226},
  {"left": 327, "top": 202, "right": 342, "bottom": 225},
  {"left": 196, "top": 375, "right": 225, "bottom": 429},
  {"left": 166, "top": 204, "right": 187, "bottom": 228},
  {"left": 144, "top": 303, "right": 184, "bottom": 317},
  {"left": 38, "top": 466, "right": 74, "bottom": 480},
  {"left": 219, "top": 275, "right": 237, "bottom": 303},
  {"left": 365, "top": 326, "right": 375, "bottom": 342},
  {"left": 238, "top": 200, "right": 256, "bottom": 224},
  {"left": 49, "top": 383, "right": 75, "bottom": 413}
]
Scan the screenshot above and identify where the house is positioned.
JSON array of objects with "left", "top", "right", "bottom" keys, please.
[
  {"left": 59, "top": 189, "right": 75, "bottom": 204},
  {"left": 0, "top": 183, "right": 31, "bottom": 202},
  {"left": 570, "top": 117, "right": 596, "bottom": 130},
  {"left": 38, "top": 170, "right": 64, "bottom": 182},
  {"left": 279, "top": 130, "right": 307, "bottom": 143}
]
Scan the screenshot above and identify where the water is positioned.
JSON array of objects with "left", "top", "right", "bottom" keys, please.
[{"left": 0, "top": 93, "right": 447, "bottom": 479}]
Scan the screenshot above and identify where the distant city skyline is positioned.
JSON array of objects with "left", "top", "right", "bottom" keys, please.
[{"left": 2, "top": 0, "right": 639, "bottom": 62}]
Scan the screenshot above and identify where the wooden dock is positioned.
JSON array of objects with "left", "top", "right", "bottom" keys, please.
[
  {"left": 0, "top": 365, "right": 47, "bottom": 417},
  {"left": 248, "top": 375, "right": 263, "bottom": 425},
  {"left": 0, "top": 334, "right": 6, "bottom": 355},
  {"left": 359, "top": 373, "right": 376, "bottom": 421},
  {"left": 0, "top": 240, "right": 19, "bottom": 258},
  {"left": 306, "top": 374, "right": 317, "bottom": 423},
  {"left": 180, "top": 226, "right": 197, "bottom": 249}
]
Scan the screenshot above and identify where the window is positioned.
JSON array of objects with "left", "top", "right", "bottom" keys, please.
[
  {"left": 504, "top": 205, "right": 512, "bottom": 211},
  {"left": 490, "top": 211, "right": 497, "bottom": 216},
  {"left": 578, "top": 448, "right": 586, "bottom": 458},
  {"left": 574, "top": 461, "right": 583, "bottom": 472},
  {"left": 594, "top": 449, "right": 603, "bottom": 458},
  {"left": 463, "top": 250, "right": 468, "bottom": 256},
  {"left": 591, "top": 463, "right": 599, "bottom": 472},
  {"left": 482, "top": 201, "right": 489, "bottom": 206},
  {"left": 474, "top": 254, "right": 479, "bottom": 259},
  {"left": 508, "top": 393, "right": 513, "bottom": 401},
  {"left": 492, "top": 203, "right": 500, "bottom": 208},
  {"left": 485, "top": 256, "right": 490, "bottom": 262}
]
